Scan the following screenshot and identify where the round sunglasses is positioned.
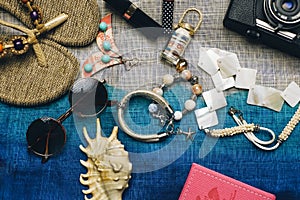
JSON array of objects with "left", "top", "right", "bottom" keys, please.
[{"left": 26, "top": 78, "right": 110, "bottom": 163}]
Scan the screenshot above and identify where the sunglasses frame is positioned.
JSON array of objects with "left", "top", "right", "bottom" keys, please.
[{"left": 26, "top": 77, "right": 110, "bottom": 163}]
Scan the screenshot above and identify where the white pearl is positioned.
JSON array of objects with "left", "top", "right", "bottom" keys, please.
[
  {"left": 184, "top": 99, "right": 196, "bottom": 111},
  {"left": 148, "top": 103, "right": 158, "bottom": 113},
  {"left": 181, "top": 70, "right": 192, "bottom": 80},
  {"left": 153, "top": 88, "right": 163, "bottom": 96},
  {"left": 162, "top": 74, "right": 174, "bottom": 86},
  {"left": 174, "top": 111, "right": 183, "bottom": 121}
]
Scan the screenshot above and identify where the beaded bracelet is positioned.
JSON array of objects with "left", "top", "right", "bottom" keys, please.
[
  {"left": 150, "top": 60, "right": 202, "bottom": 122},
  {"left": 205, "top": 123, "right": 260, "bottom": 137},
  {"left": 118, "top": 89, "right": 174, "bottom": 142}
]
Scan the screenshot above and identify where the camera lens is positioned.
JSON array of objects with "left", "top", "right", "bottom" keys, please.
[
  {"left": 282, "top": 0, "right": 296, "bottom": 11},
  {"left": 264, "top": 0, "right": 300, "bottom": 29}
]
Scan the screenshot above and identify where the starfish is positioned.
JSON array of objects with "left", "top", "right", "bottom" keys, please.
[{"left": 177, "top": 128, "right": 196, "bottom": 141}]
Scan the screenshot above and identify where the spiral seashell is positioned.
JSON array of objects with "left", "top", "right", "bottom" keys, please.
[{"left": 79, "top": 119, "right": 132, "bottom": 200}]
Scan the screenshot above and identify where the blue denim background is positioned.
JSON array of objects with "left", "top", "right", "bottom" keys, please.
[{"left": 0, "top": 89, "right": 299, "bottom": 200}]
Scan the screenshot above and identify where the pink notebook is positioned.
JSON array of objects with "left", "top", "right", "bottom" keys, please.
[{"left": 179, "top": 163, "right": 276, "bottom": 200}]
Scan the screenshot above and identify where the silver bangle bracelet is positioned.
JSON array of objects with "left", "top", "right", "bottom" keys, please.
[{"left": 117, "top": 89, "right": 174, "bottom": 142}]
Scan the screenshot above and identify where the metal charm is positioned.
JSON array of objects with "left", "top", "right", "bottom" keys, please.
[{"left": 161, "top": 8, "right": 203, "bottom": 66}]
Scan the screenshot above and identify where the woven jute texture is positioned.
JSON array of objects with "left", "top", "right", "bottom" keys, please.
[
  {"left": 0, "top": 0, "right": 100, "bottom": 46},
  {"left": 0, "top": 0, "right": 101, "bottom": 106},
  {"left": 0, "top": 38, "right": 79, "bottom": 106}
]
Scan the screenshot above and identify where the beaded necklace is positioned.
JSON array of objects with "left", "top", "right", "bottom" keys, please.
[{"left": 148, "top": 60, "right": 202, "bottom": 139}]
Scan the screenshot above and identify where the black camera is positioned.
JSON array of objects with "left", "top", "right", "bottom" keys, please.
[{"left": 223, "top": 0, "right": 300, "bottom": 57}]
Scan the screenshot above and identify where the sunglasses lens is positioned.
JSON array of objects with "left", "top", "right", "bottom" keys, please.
[
  {"left": 26, "top": 118, "right": 66, "bottom": 157},
  {"left": 69, "top": 78, "right": 108, "bottom": 116}
]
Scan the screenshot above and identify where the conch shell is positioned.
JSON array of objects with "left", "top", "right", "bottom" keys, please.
[{"left": 79, "top": 119, "right": 132, "bottom": 200}]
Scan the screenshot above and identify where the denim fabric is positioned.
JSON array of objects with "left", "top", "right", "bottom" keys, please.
[{"left": 0, "top": 89, "right": 299, "bottom": 200}]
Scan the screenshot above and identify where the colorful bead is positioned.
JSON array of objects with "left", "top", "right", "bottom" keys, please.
[
  {"left": 174, "top": 111, "right": 183, "bottom": 121},
  {"left": 103, "top": 41, "right": 111, "bottom": 51},
  {"left": 190, "top": 75, "right": 199, "bottom": 85},
  {"left": 0, "top": 43, "right": 3, "bottom": 53},
  {"left": 0, "top": 42, "right": 5, "bottom": 58},
  {"left": 99, "top": 22, "right": 108, "bottom": 32},
  {"left": 13, "top": 39, "right": 24, "bottom": 51},
  {"left": 191, "top": 94, "right": 197, "bottom": 101},
  {"left": 101, "top": 55, "right": 111, "bottom": 64},
  {"left": 30, "top": 10, "right": 39, "bottom": 21},
  {"left": 162, "top": 74, "right": 174, "bottom": 86},
  {"left": 153, "top": 88, "right": 163, "bottom": 96},
  {"left": 176, "top": 58, "right": 188, "bottom": 73},
  {"left": 184, "top": 100, "right": 196, "bottom": 111},
  {"left": 84, "top": 64, "right": 93, "bottom": 73},
  {"left": 22, "top": 0, "right": 42, "bottom": 25},
  {"left": 181, "top": 70, "right": 192, "bottom": 80},
  {"left": 192, "top": 84, "right": 203, "bottom": 96}
]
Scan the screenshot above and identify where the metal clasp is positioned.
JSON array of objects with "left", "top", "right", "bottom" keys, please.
[
  {"left": 177, "top": 8, "right": 203, "bottom": 36},
  {"left": 228, "top": 107, "right": 277, "bottom": 151},
  {"left": 166, "top": 120, "right": 174, "bottom": 135}
]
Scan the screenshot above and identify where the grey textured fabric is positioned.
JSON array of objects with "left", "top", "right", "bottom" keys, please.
[{"left": 90, "top": 0, "right": 300, "bottom": 92}]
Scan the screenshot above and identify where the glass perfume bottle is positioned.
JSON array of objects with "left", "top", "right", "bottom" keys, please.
[{"left": 161, "top": 8, "right": 203, "bottom": 66}]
